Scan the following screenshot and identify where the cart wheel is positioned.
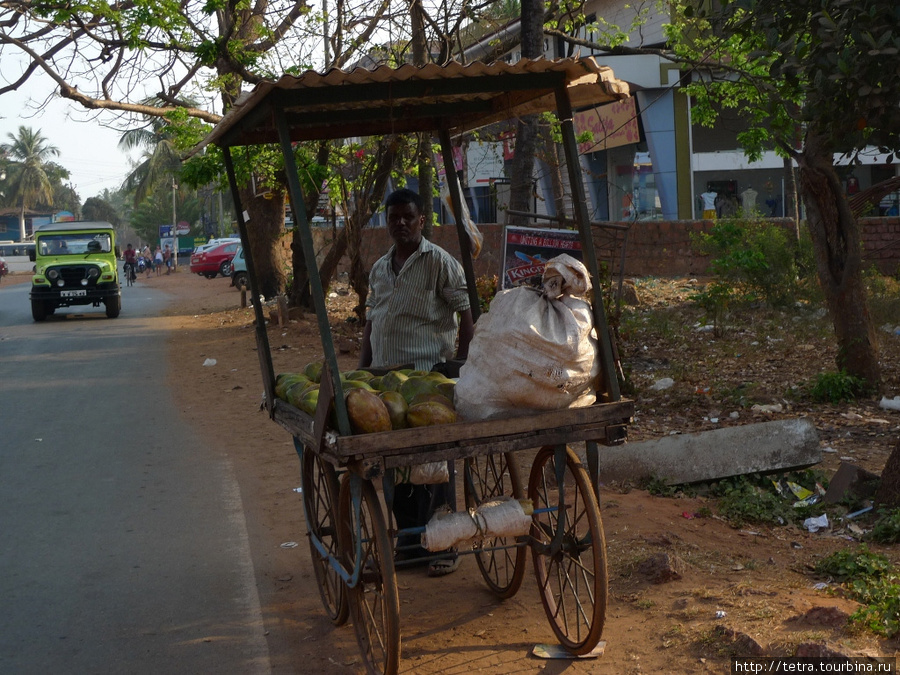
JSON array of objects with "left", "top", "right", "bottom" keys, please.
[
  {"left": 338, "top": 474, "right": 401, "bottom": 675},
  {"left": 527, "top": 445, "right": 607, "bottom": 655},
  {"left": 301, "top": 448, "right": 349, "bottom": 625},
  {"left": 463, "top": 452, "right": 527, "bottom": 598}
]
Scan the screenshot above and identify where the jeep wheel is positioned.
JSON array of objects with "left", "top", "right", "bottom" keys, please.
[
  {"left": 31, "top": 299, "right": 48, "bottom": 322},
  {"left": 105, "top": 295, "right": 121, "bottom": 318},
  {"left": 220, "top": 260, "right": 233, "bottom": 277},
  {"left": 232, "top": 272, "right": 248, "bottom": 290}
]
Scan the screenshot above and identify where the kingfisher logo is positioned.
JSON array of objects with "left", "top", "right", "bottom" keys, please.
[{"left": 506, "top": 263, "right": 545, "bottom": 284}]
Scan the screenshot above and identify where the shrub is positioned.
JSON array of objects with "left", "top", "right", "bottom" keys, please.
[
  {"left": 815, "top": 546, "right": 892, "bottom": 581},
  {"left": 475, "top": 274, "right": 498, "bottom": 313},
  {"left": 807, "top": 370, "right": 869, "bottom": 403},
  {"left": 815, "top": 547, "right": 900, "bottom": 638},
  {"left": 691, "top": 219, "right": 809, "bottom": 307},
  {"left": 869, "top": 508, "right": 900, "bottom": 545},
  {"left": 711, "top": 475, "right": 793, "bottom": 526}
]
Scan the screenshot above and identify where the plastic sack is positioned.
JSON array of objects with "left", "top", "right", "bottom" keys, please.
[
  {"left": 440, "top": 180, "right": 483, "bottom": 258},
  {"left": 455, "top": 254, "right": 599, "bottom": 420},
  {"left": 394, "top": 461, "right": 450, "bottom": 485}
]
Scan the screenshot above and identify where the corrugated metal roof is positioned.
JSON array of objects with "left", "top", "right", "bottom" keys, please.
[{"left": 195, "top": 57, "right": 630, "bottom": 151}]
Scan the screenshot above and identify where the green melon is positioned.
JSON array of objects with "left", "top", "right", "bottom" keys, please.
[
  {"left": 406, "top": 401, "right": 457, "bottom": 427},
  {"left": 303, "top": 360, "right": 324, "bottom": 383},
  {"left": 378, "top": 390, "right": 409, "bottom": 430},
  {"left": 399, "top": 376, "right": 438, "bottom": 404},
  {"left": 380, "top": 370, "right": 409, "bottom": 392}
]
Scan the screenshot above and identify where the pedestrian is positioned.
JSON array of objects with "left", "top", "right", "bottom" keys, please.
[
  {"left": 358, "top": 187, "right": 474, "bottom": 577},
  {"left": 154, "top": 246, "right": 164, "bottom": 276},
  {"left": 163, "top": 244, "right": 172, "bottom": 274},
  {"left": 142, "top": 245, "right": 153, "bottom": 278}
]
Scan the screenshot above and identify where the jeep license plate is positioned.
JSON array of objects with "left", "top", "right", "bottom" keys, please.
[{"left": 60, "top": 290, "right": 86, "bottom": 298}]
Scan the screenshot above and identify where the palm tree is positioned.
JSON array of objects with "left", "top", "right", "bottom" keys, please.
[
  {"left": 119, "top": 102, "right": 186, "bottom": 206},
  {"left": 0, "top": 126, "right": 62, "bottom": 240}
]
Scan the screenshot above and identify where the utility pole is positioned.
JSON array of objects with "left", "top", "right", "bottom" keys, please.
[{"left": 172, "top": 177, "right": 178, "bottom": 270}]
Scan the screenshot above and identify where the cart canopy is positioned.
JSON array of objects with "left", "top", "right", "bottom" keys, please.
[{"left": 194, "top": 57, "right": 630, "bottom": 150}]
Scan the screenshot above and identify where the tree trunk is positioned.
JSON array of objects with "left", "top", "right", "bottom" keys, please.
[
  {"left": 410, "top": 2, "right": 433, "bottom": 238},
  {"left": 243, "top": 186, "right": 288, "bottom": 300},
  {"left": 508, "top": 117, "right": 539, "bottom": 225},
  {"left": 289, "top": 141, "right": 331, "bottom": 310},
  {"left": 18, "top": 202, "right": 26, "bottom": 241},
  {"left": 797, "top": 134, "right": 880, "bottom": 387},
  {"left": 418, "top": 135, "right": 434, "bottom": 239},
  {"left": 507, "top": 0, "right": 544, "bottom": 226},
  {"left": 874, "top": 439, "right": 900, "bottom": 509},
  {"left": 783, "top": 156, "right": 800, "bottom": 241}
]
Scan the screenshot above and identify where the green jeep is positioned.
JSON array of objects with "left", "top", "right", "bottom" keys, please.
[{"left": 29, "top": 221, "right": 122, "bottom": 321}]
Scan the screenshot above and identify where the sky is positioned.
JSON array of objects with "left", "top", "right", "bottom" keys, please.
[{"left": 0, "top": 79, "right": 138, "bottom": 203}]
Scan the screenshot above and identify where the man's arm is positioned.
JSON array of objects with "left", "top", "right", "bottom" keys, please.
[
  {"left": 455, "top": 309, "right": 474, "bottom": 360},
  {"left": 358, "top": 320, "right": 373, "bottom": 368}
]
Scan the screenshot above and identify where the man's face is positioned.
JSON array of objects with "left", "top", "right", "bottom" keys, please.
[{"left": 386, "top": 202, "right": 424, "bottom": 247}]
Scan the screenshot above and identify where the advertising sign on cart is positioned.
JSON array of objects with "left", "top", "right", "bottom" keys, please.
[{"left": 500, "top": 225, "right": 583, "bottom": 290}]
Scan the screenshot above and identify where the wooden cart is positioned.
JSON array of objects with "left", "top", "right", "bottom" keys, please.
[{"left": 195, "top": 57, "right": 634, "bottom": 675}]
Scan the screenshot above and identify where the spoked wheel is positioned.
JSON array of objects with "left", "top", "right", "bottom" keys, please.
[
  {"left": 463, "top": 452, "right": 527, "bottom": 598},
  {"left": 337, "top": 474, "right": 400, "bottom": 675},
  {"left": 527, "top": 444, "right": 607, "bottom": 655},
  {"left": 301, "top": 447, "right": 348, "bottom": 625}
]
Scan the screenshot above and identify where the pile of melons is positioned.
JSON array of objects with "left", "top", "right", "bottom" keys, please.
[{"left": 275, "top": 362, "right": 458, "bottom": 433}]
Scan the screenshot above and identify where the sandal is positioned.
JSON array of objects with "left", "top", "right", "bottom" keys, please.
[{"left": 427, "top": 556, "right": 460, "bottom": 577}]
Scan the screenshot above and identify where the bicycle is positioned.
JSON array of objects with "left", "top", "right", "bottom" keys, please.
[{"left": 123, "top": 262, "right": 136, "bottom": 286}]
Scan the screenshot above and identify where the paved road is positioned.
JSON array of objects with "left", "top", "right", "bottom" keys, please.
[{"left": 0, "top": 276, "right": 270, "bottom": 674}]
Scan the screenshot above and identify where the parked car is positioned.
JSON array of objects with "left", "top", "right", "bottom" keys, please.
[
  {"left": 0, "top": 256, "right": 8, "bottom": 282},
  {"left": 192, "top": 236, "right": 241, "bottom": 255},
  {"left": 189, "top": 241, "right": 240, "bottom": 279},
  {"left": 230, "top": 246, "right": 248, "bottom": 290}
]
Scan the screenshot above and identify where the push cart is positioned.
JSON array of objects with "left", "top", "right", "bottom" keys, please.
[{"left": 195, "top": 57, "right": 634, "bottom": 674}]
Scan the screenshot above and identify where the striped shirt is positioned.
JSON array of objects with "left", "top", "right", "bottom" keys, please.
[{"left": 366, "top": 237, "right": 470, "bottom": 371}]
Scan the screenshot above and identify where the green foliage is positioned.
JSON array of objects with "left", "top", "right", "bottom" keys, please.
[
  {"left": 807, "top": 370, "right": 869, "bottom": 404},
  {"left": 692, "top": 219, "right": 809, "bottom": 307},
  {"left": 475, "top": 274, "right": 498, "bottom": 313},
  {"left": 815, "top": 546, "right": 900, "bottom": 638},
  {"left": 688, "top": 280, "right": 733, "bottom": 336},
  {"left": 711, "top": 475, "right": 793, "bottom": 526},
  {"left": 671, "top": 0, "right": 900, "bottom": 159},
  {"left": 815, "top": 546, "right": 892, "bottom": 581},
  {"left": 869, "top": 509, "right": 900, "bottom": 545},
  {"left": 849, "top": 576, "right": 900, "bottom": 638}
]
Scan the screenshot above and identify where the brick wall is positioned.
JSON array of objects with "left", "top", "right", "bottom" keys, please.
[
  {"left": 304, "top": 216, "right": 900, "bottom": 280},
  {"left": 861, "top": 217, "right": 900, "bottom": 276}
]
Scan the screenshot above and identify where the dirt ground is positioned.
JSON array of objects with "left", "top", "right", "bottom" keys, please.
[{"left": 13, "top": 268, "right": 897, "bottom": 673}]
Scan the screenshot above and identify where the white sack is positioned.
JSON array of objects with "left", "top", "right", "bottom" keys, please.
[{"left": 455, "top": 254, "right": 599, "bottom": 420}]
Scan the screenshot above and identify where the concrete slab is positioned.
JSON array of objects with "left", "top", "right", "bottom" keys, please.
[{"left": 599, "top": 418, "right": 821, "bottom": 485}]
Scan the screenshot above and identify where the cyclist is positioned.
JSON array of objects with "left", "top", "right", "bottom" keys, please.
[{"left": 123, "top": 243, "right": 138, "bottom": 284}]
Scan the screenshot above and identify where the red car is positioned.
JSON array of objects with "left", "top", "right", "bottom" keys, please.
[{"left": 189, "top": 241, "right": 239, "bottom": 279}]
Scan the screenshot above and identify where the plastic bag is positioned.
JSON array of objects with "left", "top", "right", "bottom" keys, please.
[
  {"left": 395, "top": 461, "right": 450, "bottom": 485},
  {"left": 440, "top": 180, "right": 483, "bottom": 258},
  {"left": 455, "top": 254, "right": 599, "bottom": 420}
]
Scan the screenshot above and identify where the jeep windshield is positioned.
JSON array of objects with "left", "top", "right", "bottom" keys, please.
[{"left": 38, "top": 233, "right": 112, "bottom": 255}]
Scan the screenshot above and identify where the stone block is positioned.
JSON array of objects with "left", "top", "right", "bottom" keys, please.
[{"left": 599, "top": 418, "right": 821, "bottom": 485}]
